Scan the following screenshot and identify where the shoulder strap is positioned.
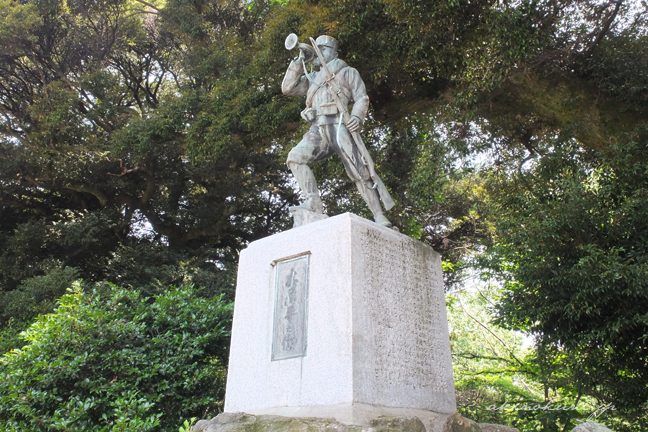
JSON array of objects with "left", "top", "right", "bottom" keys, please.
[
  {"left": 334, "top": 67, "right": 352, "bottom": 99},
  {"left": 306, "top": 66, "right": 353, "bottom": 108},
  {"left": 305, "top": 84, "right": 325, "bottom": 108}
]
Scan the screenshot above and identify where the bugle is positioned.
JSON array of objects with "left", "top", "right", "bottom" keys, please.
[{"left": 284, "top": 33, "right": 316, "bottom": 62}]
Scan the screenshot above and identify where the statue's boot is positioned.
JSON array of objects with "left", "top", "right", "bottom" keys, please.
[
  {"left": 357, "top": 180, "right": 392, "bottom": 228},
  {"left": 289, "top": 163, "right": 324, "bottom": 214},
  {"left": 290, "top": 194, "right": 324, "bottom": 213}
]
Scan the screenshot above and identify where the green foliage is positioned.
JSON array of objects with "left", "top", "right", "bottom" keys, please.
[
  {"left": 0, "top": 282, "right": 232, "bottom": 431},
  {"left": 178, "top": 417, "right": 197, "bottom": 432},
  {"left": 0, "top": 0, "right": 295, "bottom": 313},
  {"left": 0, "top": 266, "right": 80, "bottom": 352},
  {"left": 449, "top": 286, "right": 626, "bottom": 431},
  {"left": 0, "top": 210, "right": 119, "bottom": 291},
  {"left": 449, "top": 287, "right": 534, "bottom": 428},
  {"left": 480, "top": 137, "right": 648, "bottom": 414},
  {"left": 0, "top": 207, "right": 238, "bottom": 356}
]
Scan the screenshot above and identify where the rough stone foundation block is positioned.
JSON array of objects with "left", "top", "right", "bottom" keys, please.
[
  {"left": 193, "top": 411, "right": 487, "bottom": 432},
  {"left": 224, "top": 213, "right": 456, "bottom": 421}
]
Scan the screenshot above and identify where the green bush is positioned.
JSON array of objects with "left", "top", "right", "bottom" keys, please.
[
  {"left": 0, "top": 282, "right": 233, "bottom": 431},
  {"left": 0, "top": 266, "right": 81, "bottom": 353}
]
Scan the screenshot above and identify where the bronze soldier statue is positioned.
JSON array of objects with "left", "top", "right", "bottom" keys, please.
[{"left": 282, "top": 35, "right": 395, "bottom": 227}]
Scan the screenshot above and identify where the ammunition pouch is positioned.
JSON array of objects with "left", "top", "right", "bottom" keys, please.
[
  {"left": 318, "top": 102, "right": 338, "bottom": 116},
  {"left": 301, "top": 108, "right": 316, "bottom": 122}
]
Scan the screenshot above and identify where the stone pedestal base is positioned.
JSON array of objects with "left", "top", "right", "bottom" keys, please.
[
  {"left": 193, "top": 411, "right": 490, "bottom": 432},
  {"left": 224, "top": 213, "right": 456, "bottom": 418}
]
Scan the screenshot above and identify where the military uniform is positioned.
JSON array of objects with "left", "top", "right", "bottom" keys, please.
[
  {"left": 282, "top": 57, "right": 372, "bottom": 185},
  {"left": 281, "top": 36, "right": 392, "bottom": 226}
]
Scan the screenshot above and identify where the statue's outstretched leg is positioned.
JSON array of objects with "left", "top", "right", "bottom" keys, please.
[
  {"left": 288, "top": 162, "right": 324, "bottom": 214},
  {"left": 286, "top": 125, "right": 329, "bottom": 214},
  {"left": 356, "top": 180, "right": 392, "bottom": 228}
]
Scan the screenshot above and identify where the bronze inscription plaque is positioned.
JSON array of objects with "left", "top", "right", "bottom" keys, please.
[{"left": 271, "top": 254, "right": 310, "bottom": 361}]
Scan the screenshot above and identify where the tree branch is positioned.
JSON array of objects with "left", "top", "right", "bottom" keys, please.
[
  {"left": 63, "top": 182, "right": 110, "bottom": 206},
  {"left": 0, "top": 193, "right": 51, "bottom": 216},
  {"left": 456, "top": 297, "right": 527, "bottom": 368},
  {"left": 107, "top": 159, "right": 148, "bottom": 177},
  {"left": 132, "top": 0, "right": 162, "bottom": 12},
  {"left": 585, "top": 0, "right": 623, "bottom": 56}
]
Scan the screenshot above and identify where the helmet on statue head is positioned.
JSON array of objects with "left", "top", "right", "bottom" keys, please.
[{"left": 315, "top": 35, "right": 338, "bottom": 50}]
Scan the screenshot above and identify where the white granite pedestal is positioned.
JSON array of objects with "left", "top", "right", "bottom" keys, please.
[{"left": 224, "top": 213, "right": 456, "bottom": 427}]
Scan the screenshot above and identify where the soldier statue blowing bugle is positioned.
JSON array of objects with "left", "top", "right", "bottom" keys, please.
[{"left": 282, "top": 34, "right": 395, "bottom": 228}]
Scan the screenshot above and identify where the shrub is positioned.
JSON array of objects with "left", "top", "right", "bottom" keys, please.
[{"left": 0, "top": 282, "right": 233, "bottom": 431}]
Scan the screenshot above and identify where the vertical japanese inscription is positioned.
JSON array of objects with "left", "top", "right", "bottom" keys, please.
[
  {"left": 361, "top": 230, "right": 450, "bottom": 393},
  {"left": 272, "top": 254, "right": 310, "bottom": 361}
]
